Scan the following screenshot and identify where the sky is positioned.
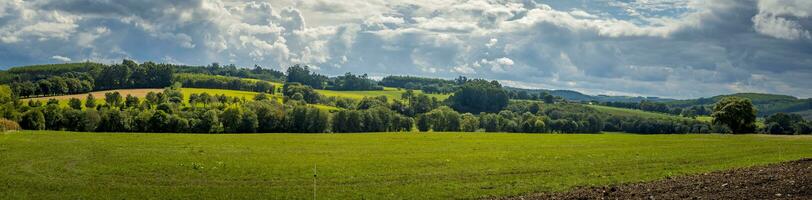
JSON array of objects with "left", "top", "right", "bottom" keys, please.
[{"left": 1, "top": 0, "right": 811, "bottom": 99}]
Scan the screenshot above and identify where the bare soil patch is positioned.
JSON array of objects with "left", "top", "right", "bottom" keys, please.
[{"left": 503, "top": 159, "right": 812, "bottom": 200}]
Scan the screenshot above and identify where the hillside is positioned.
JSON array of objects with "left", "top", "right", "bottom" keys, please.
[
  {"left": 505, "top": 87, "right": 675, "bottom": 103},
  {"left": 666, "top": 93, "right": 812, "bottom": 118}
]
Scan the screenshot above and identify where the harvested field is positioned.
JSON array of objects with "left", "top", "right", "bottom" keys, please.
[{"left": 507, "top": 158, "right": 812, "bottom": 200}]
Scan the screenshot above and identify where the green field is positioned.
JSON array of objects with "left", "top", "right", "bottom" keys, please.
[
  {"left": 588, "top": 104, "right": 690, "bottom": 120},
  {"left": 316, "top": 87, "right": 450, "bottom": 101},
  {"left": 1, "top": 131, "right": 809, "bottom": 199}
]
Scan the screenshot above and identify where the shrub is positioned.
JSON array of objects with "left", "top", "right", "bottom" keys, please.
[{"left": 0, "top": 118, "right": 21, "bottom": 131}]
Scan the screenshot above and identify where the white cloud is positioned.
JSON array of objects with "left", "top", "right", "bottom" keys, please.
[
  {"left": 51, "top": 55, "right": 71, "bottom": 62},
  {"left": 0, "top": 0, "right": 811, "bottom": 98},
  {"left": 752, "top": 0, "right": 812, "bottom": 40}
]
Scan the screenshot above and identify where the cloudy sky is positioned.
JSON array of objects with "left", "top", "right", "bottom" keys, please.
[{"left": 1, "top": 0, "right": 811, "bottom": 99}]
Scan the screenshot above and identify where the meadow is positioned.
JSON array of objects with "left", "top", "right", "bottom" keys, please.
[
  {"left": 316, "top": 87, "right": 450, "bottom": 101},
  {"left": 1, "top": 131, "right": 809, "bottom": 199},
  {"left": 587, "top": 104, "right": 689, "bottom": 120}
]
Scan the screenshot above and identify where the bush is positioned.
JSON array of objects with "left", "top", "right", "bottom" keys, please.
[{"left": 0, "top": 118, "right": 21, "bottom": 131}]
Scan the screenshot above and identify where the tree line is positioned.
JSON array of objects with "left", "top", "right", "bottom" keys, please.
[
  {"left": 380, "top": 75, "right": 459, "bottom": 94},
  {"left": 175, "top": 63, "right": 286, "bottom": 83},
  {"left": 7, "top": 60, "right": 174, "bottom": 98},
  {"left": 174, "top": 73, "right": 275, "bottom": 94}
]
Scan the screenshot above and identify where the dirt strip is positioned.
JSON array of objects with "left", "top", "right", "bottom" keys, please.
[{"left": 501, "top": 158, "right": 812, "bottom": 200}]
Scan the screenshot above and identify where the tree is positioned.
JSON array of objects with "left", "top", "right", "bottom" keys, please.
[
  {"left": 148, "top": 110, "right": 170, "bottom": 132},
  {"left": 764, "top": 112, "right": 804, "bottom": 134},
  {"left": 221, "top": 106, "right": 243, "bottom": 133},
  {"left": 68, "top": 98, "right": 83, "bottom": 110},
  {"left": 420, "top": 106, "right": 461, "bottom": 132},
  {"left": 460, "top": 113, "right": 479, "bottom": 132},
  {"left": 253, "top": 93, "right": 269, "bottom": 101},
  {"left": 98, "top": 109, "right": 130, "bottom": 132},
  {"left": 711, "top": 97, "right": 757, "bottom": 134},
  {"left": 447, "top": 79, "right": 508, "bottom": 113},
  {"left": 125, "top": 95, "right": 140, "bottom": 108},
  {"left": 82, "top": 94, "right": 95, "bottom": 109},
  {"left": 20, "top": 109, "right": 46, "bottom": 130},
  {"left": 104, "top": 92, "right": 123, "bottom": 107},
  {"left": 81, "top": 109, "right": 101, "bottom": 132}
]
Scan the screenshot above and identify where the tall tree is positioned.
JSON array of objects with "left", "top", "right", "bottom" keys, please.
[
  {"left": 711, "top": 97, "right": 757, "bottom": 134},
  {"left": 447, "top": 79, "right": 508, "bottom": 113}
]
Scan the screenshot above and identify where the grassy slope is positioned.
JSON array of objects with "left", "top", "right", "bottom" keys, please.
[
  {"left": 587, "top": 104, "right": 690, "bottom": 120},
  {"left": 1, "top": 131, "right": 809, "bottom": 199},
  {"left": 316, "top": 87, "right": 450, "bottom": 101}
]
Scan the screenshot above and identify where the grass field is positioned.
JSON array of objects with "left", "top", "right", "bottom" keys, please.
[
  {"left": 1, "top": 131, "right": 809, "bottom": 199},
  {"left": 588, "top": 105, "right": 691, "bottom": 120},
  {"left": 316, "top": 87, "right": 450, "bottom": 101}
]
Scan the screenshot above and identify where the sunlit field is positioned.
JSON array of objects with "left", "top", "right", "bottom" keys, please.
[{"left": 1, "top": 131, "right": 809, "bottom": 199}]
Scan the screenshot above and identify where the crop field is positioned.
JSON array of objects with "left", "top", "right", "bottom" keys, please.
[
  {"left": 316, "top": 87, "right": 450, "bottom": 101},
  {"left": 1, "top": 131, "right": 809, "bottom": 199}
]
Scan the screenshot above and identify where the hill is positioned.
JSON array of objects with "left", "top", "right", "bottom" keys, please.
[
  {"left": 505, "top": 87, "right": 675, "bottom": 103},
  {"left": 666, "top": 93, "right": 812, "bottom": 118}
]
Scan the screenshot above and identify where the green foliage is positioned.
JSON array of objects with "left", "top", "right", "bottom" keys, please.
[
  {"left": 286, "top": 65, "right": 327, "bottom": 89},
  {"left": 418, "top": 106, "right": 461, "bottom": 132},
  {"left": 173, "top": 73, "right": 276, "bottom": 93},
  {"left": 328, "top": 72, "right": 383, "bottom": 91},
  {"left": 460, "top": 113, "right": 479, "bottom": 132},
  {"left": 380, "top": 75, "right": 457, "bottom": 94},
  {"left": 763, "top": 112, "right": 807, "bottom": 134},
  {"left": 283, "top": 83, "right": 321, "bottom": 104},
  {"left": 712, "top": 97, "right": 757, "bottom": 134},
  {"left": 20, "top": 109, "right": 45, "bottom": 130},
  {"left": 85, "top": 94, "right": 97, "bottom": 108},
  {"left": 174, "top": 63, "right": 285, "bottom": 83},
  {"left": 447, "top": 79, "right": 508, "bottom": 113}
]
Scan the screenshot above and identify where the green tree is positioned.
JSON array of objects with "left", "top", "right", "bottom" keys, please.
[
  {"left": 460, "top": 113, "right": 479, "bottom": 132},
  {"left": 85, "top": 94, "right": 97, "bottom": 108},
  {"left": 81, "top": 109, "right": 101, "bottom": 132},
  {"left": 447, "top": 79, "right": 508, "bottom": 113},
  {"left": 68, "top": 98, "right": 83, "bottom": 110},
  {"left": 764, "top": 112, "right": 804, "bottom": 134},
  {"left": 20, "top": 109, "right": 46, "bottom": 130},
  {"left": 221, "top": 106, "right": 243, "bottom": 133},
  {"left": 711, "top": 97, "right": 757, "bottom": 134}
]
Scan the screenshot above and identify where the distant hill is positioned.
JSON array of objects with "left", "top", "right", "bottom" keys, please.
[
  {"left": 505, "top": 87, "right": 812, "bottom": 120},
  {"left": 666, "top": 93, "right": 812, "bottom": 119},
  {"left": 504, "top": 87, "right": 675, "bottom": 103}
]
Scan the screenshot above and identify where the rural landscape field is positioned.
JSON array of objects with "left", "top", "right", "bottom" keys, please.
[{"left": 2, "top": 0, "right": 812, "bottom": 199}]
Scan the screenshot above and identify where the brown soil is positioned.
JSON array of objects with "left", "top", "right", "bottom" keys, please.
[{"left": 503, "top": 159, "right": 812, "bottom": 200}]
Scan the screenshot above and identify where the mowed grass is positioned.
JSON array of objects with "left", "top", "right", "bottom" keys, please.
[
  {"left": 1, "top": 131, "right": 809, "bottom": 199},
  {"left": 316, "top": 87, "right": 450, "bottom": 101}
]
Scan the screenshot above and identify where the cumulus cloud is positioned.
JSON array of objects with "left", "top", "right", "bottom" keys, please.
[
  {"left": 0, "top": 0, "right": 811, "bottom": 98},
  {"left": 752, "top": 0, "right": 812, "bottom": 40},
  {"left": 50, "top": 55, "right": 71, "bottom": 62}
]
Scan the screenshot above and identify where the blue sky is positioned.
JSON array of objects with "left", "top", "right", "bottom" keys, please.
[{"left": 1, "top": 0, "right": 811, "bottom": 99}]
